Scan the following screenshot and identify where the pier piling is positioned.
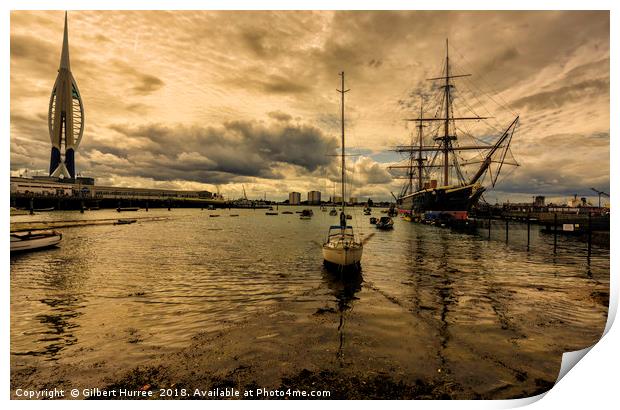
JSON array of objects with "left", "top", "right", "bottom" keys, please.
[
  {"left": 505, "top": 220, "right": 509, "bottom": 243},
  {"left": 526, "top": 213, "right": 531, "bottom": 250},
  {"left": 553, "top": 213, "right": 558, "bottom": 253},
  {"left": 488, "top": 214, "right": 491, "bottom": 239},
  {"left": 588, "top": 212, "right": 592, "bottom": 258}
]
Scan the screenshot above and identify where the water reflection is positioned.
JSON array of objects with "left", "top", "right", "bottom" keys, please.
[{"left": 321, "top": 267, "right": 363, "bottom": 366}]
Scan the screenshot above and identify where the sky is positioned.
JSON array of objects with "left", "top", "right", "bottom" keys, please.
[{"left": 10, "top": 10, "right": 610, "bottom": 204}]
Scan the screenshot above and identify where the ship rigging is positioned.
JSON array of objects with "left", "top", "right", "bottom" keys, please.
[{"left": 389, "top": 40, "right": 520, "bottom": 217}]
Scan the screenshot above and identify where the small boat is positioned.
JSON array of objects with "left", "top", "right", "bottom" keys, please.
[
  {"left": 376, "top": 216, "right": 394, "bottom": 230},
  {"left": 300, "top": 209, "right": 313, "bottom": 219},
  {"left": 33, "top": 207, "right": 55, "bottom": 212},
  {"left": 282, "top": 211, "right": 294, "bottom": 214},
  {"left": 322, "top": 208, "right": 327, "bottom": 212},
  {"left": 346, "top": 214, "right": 352, "bottom": 219},
  {"left": 230, "top": 214, "right": 239, "bottom": 217},
  {"left": 363, "top": 208, "right": 371, "bottom": 215},
  {"left": 209, "top": 214, "right": 220, "bottom": 217},
  {"left": 295, "top": 211, "right": 303, "bottom": 214},
  {"left": 117, "top": 207, "right": 139, "bottom": 212},
  {"left": 329, "top": 208, "right": 338, "bottom": 216},
  {"left": 369, "top": 217, "right": 377, "bottom": 224},
  {"left": 269, "top": 206, "right": 274, "bottom": 211},
  {"left": 402, "top": 215, "right": 412, "bottom": 222},
  {"left": 11, "top": 230, "right": 62, "bottom": 253},
  {"left": 114, "top": 218, "right": 137, "bottom": 225},
  {"left": 266, "top": 212, "right": 278, "bottom": 215}
]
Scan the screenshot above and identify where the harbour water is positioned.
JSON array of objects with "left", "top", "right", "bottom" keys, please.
[{"left": 10, "top": 207, "right": 609, "bottom": 398}]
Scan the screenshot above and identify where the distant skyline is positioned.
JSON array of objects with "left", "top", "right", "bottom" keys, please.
[{"left": 10, "top": 11, "right": 609, "bottom": 204}]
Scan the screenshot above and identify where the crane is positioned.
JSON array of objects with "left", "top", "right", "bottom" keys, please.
[{"left": 591, "top": 188, "right": 609, "bottom": 208}]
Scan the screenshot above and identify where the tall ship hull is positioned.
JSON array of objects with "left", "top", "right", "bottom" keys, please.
[{"left": 398, "top": 183, "right": 485, "bottom": 214}]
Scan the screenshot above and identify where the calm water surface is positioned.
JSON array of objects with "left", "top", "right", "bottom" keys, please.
[{"left": 10, "top": 207, "right": 609, "bottom": 379}]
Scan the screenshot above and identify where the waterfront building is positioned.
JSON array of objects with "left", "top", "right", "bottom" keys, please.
[
  {"left": 48, "top": 12, "right": 84, "bottom": 179},
  {"left": 10, "top": 176, "right": 221, "bottom": 201},
  {"left": 289, "top": 192, "right": 301, "bottom": 205},
  {"left": 307, "top": 191, "right": 321, "bottom": 205}
]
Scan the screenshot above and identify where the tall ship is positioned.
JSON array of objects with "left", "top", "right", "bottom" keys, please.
[{"left": 390, "top": 40, "right": 519, "bottom": 220}]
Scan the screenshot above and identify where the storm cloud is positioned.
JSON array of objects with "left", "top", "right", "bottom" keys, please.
[{"left": 77, "top": 117, "right": 338, "bottom": 184}]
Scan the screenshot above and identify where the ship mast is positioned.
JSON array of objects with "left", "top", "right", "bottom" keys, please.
[
  {"left": 417, "top": 98, "right": 425, "bottom": 191},
  {"left": 442, "top": 39, "right": 451, "bottom": 186},
  {"left": 390, "top": 40, "right": 519, "bottom": 198},
  {"left": 338, "top": 72, "right": 350, "bottom": 217}
]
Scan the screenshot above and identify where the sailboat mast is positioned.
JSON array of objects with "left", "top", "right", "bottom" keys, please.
[
  {"left": 338, "top": 72, "right": 350, "bottom": 213},
  {"left": 443, "top": 39, "right": 451, "bottom": 186}
]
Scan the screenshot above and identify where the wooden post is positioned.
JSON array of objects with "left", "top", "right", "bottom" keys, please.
[
  {"left": 554, "top": 213, "right": 558, "bottom": 253},
  {"left": 29, "top": 197, "right": 34, "bottom": 215},
  {"left": 526, "top": 213, "right": 531, "bottom": 250},
  {"left": 588, "top": 212, "right": 592, "bottom": 258},
  {"left": 505, "top": 219, "right": 509, "bottom": 243},
  {"left": 146, "top": 201, "right": 149, "bottom": 212},
  {"left": 488, "top": 214, "right": 491, "bottom": 239},
  {"left": 80, "top": 200, "right": 84, "bottom": 213}
]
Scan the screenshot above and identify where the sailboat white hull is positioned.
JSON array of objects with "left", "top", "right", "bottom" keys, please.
[
  {"left": 11, "top": 231, "right": 62, "bottom": 252},
  {"left": 322, "top": 243, "right": 363, "bottom": 267}
]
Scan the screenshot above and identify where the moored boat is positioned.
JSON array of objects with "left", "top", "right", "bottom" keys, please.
[
  {"left": 10, "top": 230, "right": 62, "bottom": 253},
  {"left": 300, "top": 209, "right": 313, "bottom": 219},
  {"left": 117, "top": 207, "right": 139, "bottom": 212},
  {"left": 322, "top": 72, "right": 363, "bottom": 270},
  {"left": 376, "top": 216, "right": 394, "bottom": 230},
  {"left": 114, "top": 218, "right": 136, "bottom": 225}
]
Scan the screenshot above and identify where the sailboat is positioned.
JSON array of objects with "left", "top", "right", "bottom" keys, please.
[
  {"left": 322, "top": 72, "right": 363, "bottom": 269},
  {"left": 390, "top": 40, "right": 519, "bottom": 220}
]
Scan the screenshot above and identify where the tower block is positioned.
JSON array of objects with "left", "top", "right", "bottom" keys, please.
[{"left": 48, "top": 12, "right": 84, "bottom": 179}]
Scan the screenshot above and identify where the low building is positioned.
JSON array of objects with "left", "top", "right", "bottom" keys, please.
[
  {"left": 289, "top": 192, "right": 301, "bottom": 205},
  {"left": 10, "top": 176, "right": 222, "bottom": 201},
  {"left": 307, "top": 190, "right": 321, "bottom": 205}
]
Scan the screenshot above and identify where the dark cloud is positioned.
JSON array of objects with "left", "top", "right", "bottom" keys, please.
[
  {"left": 249, "top": 73, "right": 311, "bottom": 95},
  {"left": 85, "top": 116, "right": 338, "bottom": 184},
  {"left": 267, "top": 110, "right": 292, "bottom": 122},
  {"left": 112, "top": 60, "right": 165, "bottom": 95},
  {"left": 512, "top": 78, "right": 609, "bottom": 111}
]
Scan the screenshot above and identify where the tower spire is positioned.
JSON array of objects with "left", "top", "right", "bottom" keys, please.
[
  {"left": 60, "top": 11, "right": 70, "bottom": 70},
  {"left": 48, "top": 11, "right": 84, "bottom": 179}
]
